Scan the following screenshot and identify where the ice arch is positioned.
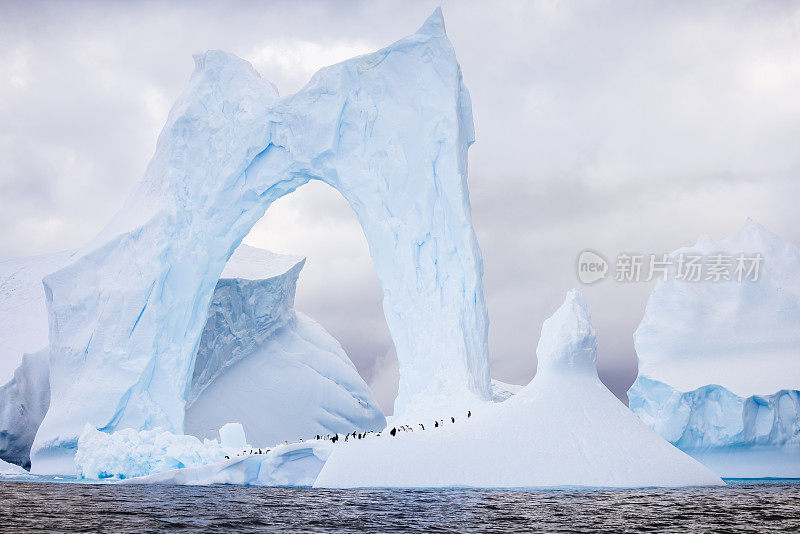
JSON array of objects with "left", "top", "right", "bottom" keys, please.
[{"left": 31, "top": 10, "right": 491, "bottom": 472}]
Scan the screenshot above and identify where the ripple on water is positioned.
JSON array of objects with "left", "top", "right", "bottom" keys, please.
[{"left": 0, "top": 480, "right": 798, "bottom": 533}]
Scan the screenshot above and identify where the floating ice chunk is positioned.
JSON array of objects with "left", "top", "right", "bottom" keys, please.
[
  {"left": 75, "top": 424, "right": 231, "bottom": 480},
  {"left": 77, "top": 423, "right": 332, "bottom": 485},
  {"left": 0, "top": 457, "right": 30, "bottom": 477}
]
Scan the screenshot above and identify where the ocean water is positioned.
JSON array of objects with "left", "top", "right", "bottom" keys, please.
[{"left": 0, "top": 479, "right": 797, "bottom": 533}]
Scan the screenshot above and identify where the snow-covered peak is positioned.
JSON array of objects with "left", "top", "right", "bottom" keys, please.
[
  {"left": 221, "top": 244, "right": 304, "bottom": 281},
  {"left": 0, "top": 250, "right": 73, "bottom": 384},
  {"left": 534, "top": 289, "right": 598, "bottom": 375}
]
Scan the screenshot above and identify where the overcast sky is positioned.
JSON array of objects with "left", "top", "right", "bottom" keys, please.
[{"left": 1, "top": 0, "right": 799, "bottom": 413}]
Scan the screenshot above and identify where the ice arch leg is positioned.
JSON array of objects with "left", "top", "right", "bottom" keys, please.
[{"left": 31, "top": 9, "right": 490, "bottom": 473}]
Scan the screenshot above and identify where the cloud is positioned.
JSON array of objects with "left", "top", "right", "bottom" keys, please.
[
  {"left": 366, "top": 348, "right": 400, "bottom": 416},
  {"left": 1, "top": 0, "right": 798, "bottom": 404}
]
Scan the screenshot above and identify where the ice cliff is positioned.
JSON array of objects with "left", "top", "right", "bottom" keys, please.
[
  {"left": 31, "top": 8, "right": 490, "bottom": 474},
  {"left": 629, "top": 220, "right": 800, "bottom": 477}
]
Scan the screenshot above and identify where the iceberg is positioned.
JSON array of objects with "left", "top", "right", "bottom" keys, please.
[
  {"left": 184, "top": 244, "right": 386, "bottom": 447},
  {"left": 629, "top": 220, "right": 800, "bottom": 477},
  {"left": 313, "top": 290, "right": 723, "bottom": 488},
  {"left": 32, "top": 8, "right": 490, "bottom": 474}
]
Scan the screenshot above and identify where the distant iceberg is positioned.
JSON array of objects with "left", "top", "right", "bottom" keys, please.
[{"left": 630, "top": 220, "right": 800, "bottom": 477}]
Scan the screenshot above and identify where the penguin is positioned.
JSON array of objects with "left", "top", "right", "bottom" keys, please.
[
  {"left": 390, "top": 427, "right": 397, "bottom": 437},
  {"left": 225, "top": 455, "right": 229, "bottom": 460},
  {"left": 451, "top": 417, "right": 455, "bottom": 424},
  {"left": 419, "top": 424, "right": 425, "bottom": 430},
  {"left": 434, "top": 421, "right": 439, "bottom": 428},
  {"left": 468, "top": 410, "right": 471, "bottom": 418},
  {"left": 345, "top": 434, "right": 349, "bottom": 442},
  {"left": 258, "top": 449, "right": 262, "bottom": 454}
]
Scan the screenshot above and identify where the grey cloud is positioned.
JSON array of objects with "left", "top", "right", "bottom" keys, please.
[{"left": 1, "top": 0, "right": 798, "bottom": 411}]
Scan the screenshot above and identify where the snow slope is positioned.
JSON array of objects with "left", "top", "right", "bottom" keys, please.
[
  {"left": 0, "top": 251, "right": 72, "bottom": 384},
  {"left": 313, "top": 290, "right": 723, "bottom": 488},
  {"left": 32, "top": 8, "right": 489, "bottom": 473},
  {"left": 630, "top": 220, "right": 800, "bottom": 477}
]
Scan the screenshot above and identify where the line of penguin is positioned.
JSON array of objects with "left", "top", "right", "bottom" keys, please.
[{"left": 223, "top": 410, "right": 473, "bottom": 459}]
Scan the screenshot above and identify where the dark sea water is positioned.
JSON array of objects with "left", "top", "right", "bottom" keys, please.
[{"left": 0, "top": 479, "right": 798, "bottom": 533}]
